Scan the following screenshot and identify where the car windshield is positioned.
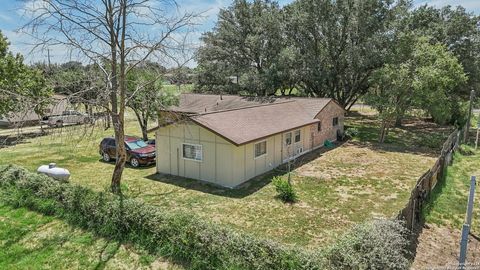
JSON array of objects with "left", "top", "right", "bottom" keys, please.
[{"left": 126, "top": 140, "right": 148, "bottom": 150}]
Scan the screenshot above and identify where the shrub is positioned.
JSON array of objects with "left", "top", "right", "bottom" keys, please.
[
  {"left": 0, "top": 165, "right": 412, "bottom": 270},
  {"left": 0, "top": 165, "right": 321, "bottom": 270},
  {"left": 272, "top": 176, "right": 297, "bottom": 203},
  {"left": 323, "top": 219, "right": 411, "bottom": 270},
  {"left": 345, "top": 127, "right": 359, "bottom": 139}
]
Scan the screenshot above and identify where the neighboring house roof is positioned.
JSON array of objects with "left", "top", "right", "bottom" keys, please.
[
  {"left": 190, "top": 101, "right": 320, "bottom": 145},
  {"left": 154, "top": 93, "right": 344, "bottom": 146}
]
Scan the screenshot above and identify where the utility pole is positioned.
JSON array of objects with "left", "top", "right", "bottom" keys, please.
[
  {"left": 464, "top": 90, "right": 475, "bottom": 143},
  {"left": 459, "top": 176, "right": 476, "bottom": 269},
  {"left": 476, "top": 115, "right": 480, "bottom": 150}
]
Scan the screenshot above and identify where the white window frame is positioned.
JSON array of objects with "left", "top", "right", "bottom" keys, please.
[
  {"left": 254, "top": 140, "right": 267, "bottom": 159},
  {"left": 294, "top": 129, "right": 301, "bottom": 143},
  {"left": 181, "top": 143, "right": 203, "bottom": 162}
]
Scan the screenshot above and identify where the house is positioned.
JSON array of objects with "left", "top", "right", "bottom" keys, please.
[
  {"left": 0, "top": 95, "right": 69, "bottom": 128},
  {"left": 151, "top": 93, "right": 345, "bottom": 188}
]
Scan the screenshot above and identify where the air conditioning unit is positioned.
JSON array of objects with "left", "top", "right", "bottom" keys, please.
[{"left": 295, "top": 147, "right": 303, "bottom": 155}]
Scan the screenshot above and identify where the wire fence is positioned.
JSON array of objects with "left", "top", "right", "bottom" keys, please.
[{"left": 398, "top": 130, "right": 461, "bottom": 230}]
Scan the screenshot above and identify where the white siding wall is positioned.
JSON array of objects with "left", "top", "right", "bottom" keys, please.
[{"left": 156, "top": 113, "right": 341, "bottom": 188}]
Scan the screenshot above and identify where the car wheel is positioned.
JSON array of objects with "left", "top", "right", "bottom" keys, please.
[
  {"left": 56, "top": 120, "right": 63, "bottom": 128},
  {"left": 102, "top": 152, "right": 111, "bottom": 162},
  {"left": 130, "top": 158, "right": 140, "bottom": 168}
]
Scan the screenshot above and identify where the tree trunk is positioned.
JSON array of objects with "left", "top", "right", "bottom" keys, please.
[
  {"left": 141, "top": 126, "right": 148, "bottom": 141},
  {"left": 133, "top": 109, "right": 148, "bottom": 141},
  {"left": 394, "top": 115, "right": 402, "bottom": 127},
  {"left": 379, "top": 121, "right": 388, "bottom": 143},
  {"left": 104, "top": 113, "right": 111, "bottom": 129},
  {"left": 111, "top": 113, "right": 126, "bottom": 194},
  {"left": 109, "top": 0, "right": 127, "bottom": 194}
]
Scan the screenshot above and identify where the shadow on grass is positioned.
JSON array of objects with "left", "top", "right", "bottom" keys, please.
[
  {"left": 408, "top": 159, "right": 451, "bottom": 261},
  {"left": 0, "top": 131, "right": 47, "bottom": 149},
  {"left": 98, "top": 159, "right": 156, "bottom": 170},
  {"left": 145, "top": 141, "right": 345, "bottom": 198},
  {"left": 94, "top": 241, "right": 121, "bottom": 270},
  {"left": 346, "top": 114, "right": 454, "bottom": 157}
]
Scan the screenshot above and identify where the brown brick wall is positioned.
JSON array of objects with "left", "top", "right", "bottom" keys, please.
[{"left": 310, "top": 101, "right": 345, "bottom": 148}]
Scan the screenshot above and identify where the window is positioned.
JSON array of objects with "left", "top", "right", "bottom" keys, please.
[
  {"left": 333, "top": 117, "right": 339, "bottom": 127},
  {"left": 285, "top": 132, "right": 292, "bottom": 145},
  {"left": 126, "top": 140, "right": 148, "bottom": 150},
  {"left": 182, "top": 143, "right": 203, "bottom": 161},
  {"left": 317, "top": 122, "right": 322, "bottom": 132},
  {"left": 254, "top": 141, "right": 267, "bottom": 158},
  {"left": 294, "top": 130, "right": 301, "bottom": 143}
]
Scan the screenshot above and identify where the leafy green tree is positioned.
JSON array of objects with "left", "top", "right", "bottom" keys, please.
[
  {"left": 409, "top": 5, "right": 480, "bottom": 98},
  {"left": 0, "top": 31, "right": 51, "bottom": 119},
  {"left": 196, "top": 0, "right": 283, "bottom": 96},
  {"left": 367, "top": 37, "right": 467, "bottom": 142},
  {"left": 126, "top": 68, "right": 178, "bottom": 141},
  {"left": 285, "top": 0, "right": 409, "bottom": 109}
]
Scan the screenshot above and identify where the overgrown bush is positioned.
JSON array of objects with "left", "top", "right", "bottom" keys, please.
[
  {"left": 0, "top": 165, "right": 321, "bottom": 270},
  {"left": 272, "top": 176, "right": 297, "bottom": 203},
  {"left": 323, "top": 219, "right": 411, "bottom": 270},
  {"left": 0, "top": 165, "right": 413, "bottom": 270},
  {"left": 345, "top": 127, "right": 359, "bottom": 139}
]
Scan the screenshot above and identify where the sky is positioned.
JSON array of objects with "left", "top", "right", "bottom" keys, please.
[{"left": 0, "top": 0, "right": 479, "bottom": 66}]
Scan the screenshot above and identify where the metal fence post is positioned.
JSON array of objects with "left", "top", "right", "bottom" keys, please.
[{"left": 459, "top": 176, "right": 477, "bottom": 268}]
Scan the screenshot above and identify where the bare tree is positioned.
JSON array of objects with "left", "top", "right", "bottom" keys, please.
[{"left": 21, "top": 0, "right": 198, "bottom": 193}]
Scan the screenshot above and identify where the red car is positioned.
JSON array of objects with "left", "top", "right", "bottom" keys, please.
[{"left": 99, "top": 136, "right": 155, "bottom": 167}]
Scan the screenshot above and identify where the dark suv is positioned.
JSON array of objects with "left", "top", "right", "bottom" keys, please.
[{"left": 99, "top": 136, "right": 155, "bottom": 167}]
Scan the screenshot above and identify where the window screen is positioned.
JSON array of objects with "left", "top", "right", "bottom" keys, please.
[
  {"left": 182, "top": 144, "right": 203, "bottom": 161},
  {"left": 254, "top": 141, "right": 267, "bottom": 158}
]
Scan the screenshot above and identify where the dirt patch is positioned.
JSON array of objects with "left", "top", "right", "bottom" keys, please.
[{"left": 411, "top": 223, "right": 480, "bottom": 269}]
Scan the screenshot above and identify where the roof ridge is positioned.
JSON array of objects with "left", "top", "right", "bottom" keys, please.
[
  {"left": 278, "top": 96, "right": 332, "bottom": 100},
  {"left": 182, "top": 93, "right": 252, "bottom": 98},
  {"left": 183, "top": 93, "right": 333, "bottom": 99},
  {"left": 190, "top": 100, "right": 296, "bottom": 117}
]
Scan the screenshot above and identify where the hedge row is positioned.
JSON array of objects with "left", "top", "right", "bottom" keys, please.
[
  {"left": 0, "top": 165, "right": 323, "bottom": 270},
  {"left": 0, "top": 165, "right": 411, "bottom": 270}
]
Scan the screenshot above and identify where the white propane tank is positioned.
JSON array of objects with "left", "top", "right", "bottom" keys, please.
[{"left": 37, "top": 163, "right": 70, "bottom": 181}]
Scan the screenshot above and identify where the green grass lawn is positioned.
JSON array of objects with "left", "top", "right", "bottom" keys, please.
[
  {"left": 0, "top": 200, "right": 182, "bottom": 270},
  {"left": 0, "top": 110, "right": 452, "bottom": 249},
  {"left": 423, "top": 145, "right": 480, "bottom": 230},
  {"left": 162, "top": 84, "right": 194, "bottom": 94}
]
